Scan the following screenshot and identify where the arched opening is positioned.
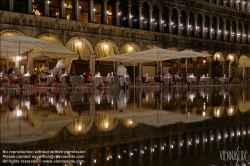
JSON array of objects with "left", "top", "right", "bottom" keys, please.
[
  {"left": 94, "top": 115, "right": 119, "bottom": 132},
  {"left": 205, "top": 16, "right": 210, "bottom": 39},
  {"left": 226, "top": 0, "right": 230, "bottom": 7},
  {"left": 131, "top": 0, "right": 139, "bottom": 29},
  {"left": 14, "top": 0, "right": 28, "bottom": 13},
  {"left": 152, "top": 5, "right": 159, "bottom": 32},
  {"left": 236, "top": 0, "right": 241, "bottom": 10},
  {"left": 197, "top": 14, "right": 203, "bottom": 38},
  {"left": 120, "top": 42, "right": 141, "bottom": 53},
  {"left": 0, "top": 0, "right": 9, "bottom": 11},
  {"left": 144, "top": 44, "right": 157, "bottom": 50},
  {"left": 93, "top": 0, "right": 102, "bottom": 24},
  {"left": 232, "top": 21, "right": 237, "bottom": 42},
  {"left": 180, "top": 11, "right": 187, "bottom": 36},
  {"left": 142, "top": 2, "right": 149, "bottom": 30},
  {"left": 217, "top": 0, "right": 222, "bottom": 5},
  {"left": 119, "top": 1, "right": 128, "bottom": 27},
  {"left": 107, "top": 0, "right": 115, "bottom": 25},
  {"left": 48, "top": 0, "right": 59, "bottom": 17},
  {"left": 162, "top": 7, "right": 169, "bottom": 33},
  {"left": 172, "top": 8, "right": 178, "bottom": 35},
  {"left": 226, "top": 54, "right": 237, "bottom": 77},
  {"left": 238, "top": 23, "right": 242, "bottom": 43},
  {"left": 219, "top": 18, "right": 223, "bottom": 40},
  {"left": 212, "top": 17, "right": 217, "bottom": 40},
  {"left": 226, "top": 20, "right": 230, "bottom": 41},
  {"left": 212, "top": 52, "right": 224, "bottom": 77}
]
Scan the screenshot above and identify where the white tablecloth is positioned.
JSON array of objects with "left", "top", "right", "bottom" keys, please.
[
  {"left": 119, "top": 77, "right": 130, "bottom": 86},
  {"left": 219, "top": 77, "right": 229, "bottom": 83},
  {"left": 163, "top": 77, "right": 173, "bottom": 87},
  {"left": 93, "top": 77, "right": 102, "bottom": 86},
  {"left": 21, "top": 76, "right": 30, "bottom": 84},
  {"left": 199, "top": 77, "right": 213, "bottom": 85},
  {"left": 106, "top": 76, "right": 120, "bottom": 85},
  {"left": 187, "top": 76, "right": 197, "bottom": 83},
  {"left": 70, "top": 76, "right": 83, "bottom": 87},
  {"left": 47, "top": 76, "right": 55, "bottom": 84}
]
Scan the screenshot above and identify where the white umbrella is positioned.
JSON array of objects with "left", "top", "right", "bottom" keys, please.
[{"left": 0, "top": 36, "right": 53, "bottom": 72}]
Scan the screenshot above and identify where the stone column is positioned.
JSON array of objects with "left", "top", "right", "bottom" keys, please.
[
  {"left": 149, "top": 8, "right": 153, "bottom": 31},
  {"left": 44, "top": 0, "right": 49, "bottom": 16},
  {"left": 209, "top": 61, "right": 212, "bottom": 76},
  {"left": 60, "top": 0, "right": 66, "bottom": 19},
  {"left": 230, "top": 0, "right": 233, "bottom": 7},
  {"left": 242, "top": 26, "right": 245, "bottom": 43},
  {"left": 229, "top": 21, "right": 233, "bottom": 42},
  {"left": 90, "top": 55, "right": 96, "bottom": 76},
  {"left": 202, "top": 19, "right": 206, "bottom": 38},
  {"left": 247, "top": 0, "right": 250, "bottom": 12},
  {"left": 159, "top": 11, "right": 163, "bottom": 32},
  {"left": 115, "top": 0, "right": 120, "bottom": 26},
  {"left": 128, "top": 3, "right": 132, "bottom": 28},
  {"left": 209, "top": 17, "right": 213, "bottom": 39},
  {"left": 75, "top": 0, "right": 80, "bottom": 21},
  {"left": 28, "top": 0, "right": 33, "bottom": 14},
  {"left": 178, "top": 14, "right": 181, "bottom": 35},
  {"left": 236, "top": 22, "right": 239, "bottom": 42},
  {"left": 186, "top": 15, "right": 190, "bottom": 36},
  {"left": 169, "top": 11, "right": 172, "bottom": 33},
  {"left": 89, "top": 0, "right": 94, "bottom": 22},
  {"left": 241, "top": 0, "right": 245, "bottom": 11},
  {"left": 223, "top": 18, "right": 227, "bottom": 41},
  {"left": 139, "top": 6, "right": 143, "bottom": 29},
  {"left": 216, "top": 18, "right": 220, "bottom": 40},
  {"left": 194, "top": 15, "right": 198, "bottom": 37},
  {"left": 101, "top": 0, "right": 108, "bottom": 24},
  {"left": 9, "top": 0, "right": 14, "bottom": 12},
  {"left": 223, "top": 62, "right": 226, "bottom": 75},
  {"left": 178, "top": 59, "right": 181, "bottom": 73}
]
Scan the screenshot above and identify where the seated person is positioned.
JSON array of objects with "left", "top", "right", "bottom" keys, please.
[
  {"left": 174, "top": 72, "right": 180, "bottom": 80},
  {"left": 40, "top": 70, "right": 47, "bottom": 82},
  {"left": 60, "top": 68, "right": 66, "bottom": 76},
  {"left": 84, "top": 69, "right": 92, "bottom": 83}
]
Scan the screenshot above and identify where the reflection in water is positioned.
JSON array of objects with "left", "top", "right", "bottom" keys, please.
[{"left": 0, "top": 87, "right": 250, "bottom": 165}]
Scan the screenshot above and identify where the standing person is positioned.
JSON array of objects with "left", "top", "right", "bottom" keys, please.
[
  {"left": 44, "top": 64, "right": 50, "bottom": 75},
  {"left": 117, "top": 62, "right": 127, "bottom": 78}
]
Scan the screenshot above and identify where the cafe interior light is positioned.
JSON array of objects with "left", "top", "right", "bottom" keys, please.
[{"left": 16, "top": 56, "right": 21, "bottom": 61}]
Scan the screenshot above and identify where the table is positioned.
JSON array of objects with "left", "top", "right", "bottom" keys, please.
[
  {"left": 105, "top": 76, "right": 120, "bottom": 85},
  {"left": 119, "top": 77, "right": 130, "bottom": 86},
  {"left": 199, "top": 77, "right": 213, "bottom": 85},
  {"left": 187, "top": 76, "right": 197, "bottom": 85},
  {"left": 59, "top": 76, "right": 66, "bottom": 84},
  {"left": 163, "top": 77, "right": 173, "bottom": 87},
  {"left": 93, "top": 76, "right": 102, "bottom": 86},
  {"left": 219, "top": 77, "right": 229, "bottom": 83},
  {"left": 47, "top": 76, "right": 55, "bottom": 84},
  {"left": 21, "top": 75, "right": 30, "bottom": 85},
  {"left": 70, "top": 76, "right": 83, "bottom": 87}
]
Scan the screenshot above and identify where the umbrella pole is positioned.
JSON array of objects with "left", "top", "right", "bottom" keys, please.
[
  {"left": 186, "top": 55, "right": 187, "bottom": 73},
  {"left": 134, "top": 56, "right": 135, "bottom": 86},
  {"left": 7, "top": 46, "right": 9, "bottom": 72}
]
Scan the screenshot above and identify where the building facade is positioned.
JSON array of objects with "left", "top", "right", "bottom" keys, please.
[{"left": 1, "top": 0, "right": 250, "bottom": 77}]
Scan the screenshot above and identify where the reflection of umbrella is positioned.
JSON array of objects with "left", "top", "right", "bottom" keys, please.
[{"left": 1, "top": 112, "right": 52, "bottom": 144}]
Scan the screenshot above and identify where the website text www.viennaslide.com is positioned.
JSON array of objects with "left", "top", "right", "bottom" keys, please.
[{"left": 1, "top": 150, "right": 86, "bottom": 164}]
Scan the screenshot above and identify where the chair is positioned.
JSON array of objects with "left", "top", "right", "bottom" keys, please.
[
  {"left": 27, "top": 75, "right": 37, "bottom": 88},
  {"left": 172, "top": 76, "right": 180, "bottom": 86},
  {"left": 9, "top": 74, "right": 20, "bottom": 88},
  {"left": 83, "top": 75, "right": 92, "bottom": 86},
  {"left": 102, "top": 76, "right": 109, "bottom": 86},
  {"left": 136, "top": 76, "right": 141, "bottom": 85},
  {"left": 191, "top": 76, "right": 200, "bottom": 85},
  {"left": 198, "top": 77, "right": 205, "bottom": 85}
]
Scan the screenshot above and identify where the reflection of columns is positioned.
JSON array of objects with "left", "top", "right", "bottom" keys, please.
[
  {"left": 115, "top": 1, "right": 120, "bottom": 26},
  {"left": 75, "top": 0, "right": 80, "bottom": 21},
  {"left": 139, "top": 7, "right": 143, "bottom": 29},
  {"left": 28, "top": 0, "right": 33, "bottom": 14},
  {"left": 102, "top": 0, "right": 108, "bottom": 24},
  {"left": 101, "top": 147, "right": 107, "bottom": 166},
  {"left": 186, "top": 15, "right": 190, "bottom": 36},
  {"left": 149, "top": 8, "right": 153, "bottom": 31},
  {"left": 193, "top": 60, "right": 198, "bottom": 76},
  {"left": 178, "top": 15, "right": 181, "bottom": 35},
  {"left": 201, "top": 131, "right": 205, "bottom": 154},
  {"left": 149, "top": 140, "right": 153, "bottom": 164},
  {"left": 60, "top": 0, "right": 66, "bottom": 19},
  {"left": 139, "top": 142, "right": 143, "bottom": 164},
  {"left": 128, "top": 3, "right": 132, "bottom": 28},
  {"left": 242, "top": 27, "right": 245, "bottom": 43},
  {"left": 159, "top": 11, "right": 163, "bottom": 32},
  {"left": 194, "top": 15, "right": 198, "bottom": 37},
  {"left": 44, "top": 0, "right": 49, "bottom": 16},
  {"left": 89, "top": 0, "right": 94, "bottom": 22},
  {"left": 9, "top": 0, "right": 14, "bottom": 12},
  {"left": 209, "top": 17, "right": 213, "bottom": 39},
  {"left": 113, "top": 145, "right": 120, "bottom": 166},
  {"left": 89, "top": 149, "right": 94, "bottom": 166},
  {"left": 128, "top": 143, "right": 132, "bottom": 166}
]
